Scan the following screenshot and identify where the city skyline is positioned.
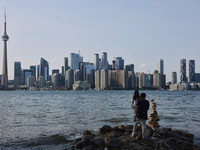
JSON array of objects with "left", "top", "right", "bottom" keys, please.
[{"left": 0, "top": 1, "right": 200, "bottom": 82}]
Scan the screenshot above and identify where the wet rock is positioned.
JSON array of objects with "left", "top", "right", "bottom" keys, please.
[
  {"left": 154, "top": 139, "right": 173, "bottom": 150},
  {"left": 107, "top": 138, "right": 122, "bottom": 148},
  {"left": 158, "top": 128, "right": 172, "bottom": 136},
  {"left": 83, "top": 130, "right": 92, "bottom": 136},
  {"left": 152, "top": 132, "right": 163, "bottom": 139},
  {"left": 176, "top": 140, "right": 196, "bottom": 150},
  {"left": 83, "top": 134, "right": 95, "bottom": 145},
  {"left": 75, "top": 140, "right": 85, "bottom": 149},
  {"left": 113, "top": 126, "right": 125, "bottom": 133},
  {"left": 141, "top": 137, "right": 156, "bottom": 148},
  {"left": 100, "top": 125, "right": 112, "bottom": 135},
  {"left": 172, "top": 129, "right": 195, "bottom": 138},
  {"left": 91, "top": 136, "right": 105, "bottom": 147}
]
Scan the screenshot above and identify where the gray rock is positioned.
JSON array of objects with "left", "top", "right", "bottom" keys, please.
[
  {"left": 107, "top": 138, "right": 122, "bottom": 148},
  {"left": 91, "top": 136, "right": 105, "bottom": 147},
  {"left": 153, "top": 132, "right": 163, "bottom": 139},
  {"left": 83, "top": 130, "right": 92, "bottom": 136},
  {"left": 75, "top": 140, "right": 85, "bottom": 148},
  {"left": 83, "top": 134, "right": 95, "bottom": 145},
  {"left": 176, "top": 140, "right": 196, "bottom": 150},
  {"left": 154, "top": 139, "right": 173, "bottom": 150},
  {"left": 100, "top": 125, "right": 112, "bottom": 135}
]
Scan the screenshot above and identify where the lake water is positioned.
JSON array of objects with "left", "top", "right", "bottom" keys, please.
[{"left": 0, "top": 90, "right": 200, "bottom": 149}]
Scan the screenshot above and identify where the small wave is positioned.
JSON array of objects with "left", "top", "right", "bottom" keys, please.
[{"left": 101, "top": 118, "right": 130, "bottom": 123}]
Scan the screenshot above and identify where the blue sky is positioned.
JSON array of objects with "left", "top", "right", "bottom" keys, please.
[{"left": 0, "top": 0, "right": 200, "bottom": 82}]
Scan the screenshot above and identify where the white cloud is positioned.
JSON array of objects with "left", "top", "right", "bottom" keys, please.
[{"left": 140, "top": 64, "right": 149, "bottom": 69}]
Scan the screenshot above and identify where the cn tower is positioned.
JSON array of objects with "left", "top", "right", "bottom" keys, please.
[{"left": 1, "top": 8, "right": 9, "bottom": 88}]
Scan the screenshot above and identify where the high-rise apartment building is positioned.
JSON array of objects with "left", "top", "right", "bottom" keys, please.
[
  {"left": 108, "top": 70, "right": 128, "bottom": 89},
  {"left": 1, "top": 10, "right": 9, "bottom": 88},
  {"left": 171, "top": 72, "right": 177, "bottom": 85},
  {"left": 115, "top": 57, "right": 124, "bottom": 70},
  {"left": 27, "top": 76, "right": 34, "bottom": 87},
  {"left": 90, "top": 69, "right": 95, "bottom": 88},
  {"left": 14, "top": 62, "right": 21, "bottom": 86},
  {"left": 195, "top": 73, "right": 200, "bottom": 83},
  {"left": 95, "top": 70, "right": 101, "bottom": 90},
  {"left": 30, "top": 65, "right": 36, "bottom": 78},
  {"left": 39, "top": 58, "right": 49, "bottom": 81},
  {"left": 102, "top": 52, "right": 107, "bottom": 69},
  {"left": 22, "top": 69, "right": 33, "bottom": 85},
  {"left": 157, "top": 59, "right": 164, "bottom": 75},
  {"left": 38, "top": 76, "right": 45, "bottom": 88},
  {"left": 125, "top": 64, "right": 134, "bottom": 72},
  {"left": 127, "top": 71, "right": 135, "bottom": 88},
  {"left": 70, "top": 53, "right": 79, "bottom": 71},
  {"left": 74, "top": 70, "right": 81, "bottom": 82},
  {"left": 51, "top": 73, "right": 61, "bottom": 88},
  {"left": 100, "top": 69, "right": 108, "bottom": 90},
  {"left": 189, "top": 60, "right": 195, "bottom": 82},
  {"left": 37, "top": 65, "right": 40, "bottom": 80},
  {"left": 94, "top": 54, "right": 99, "bottom": 71},
  {"left": 65, "top": 69, "right": 74, "bottom": 89},
  {"left": 153, "top": 70, "right": 161, "bottom": 88},
  {"left": 64, "top": 57, "right": 68, "bottom": 75},
  {"left": 180, "top": 59, "right": 186, "bottom": 82}
]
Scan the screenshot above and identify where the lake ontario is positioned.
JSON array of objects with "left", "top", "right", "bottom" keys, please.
[{"left": 0, "top": 90, "right": 200, "bottom": 149}]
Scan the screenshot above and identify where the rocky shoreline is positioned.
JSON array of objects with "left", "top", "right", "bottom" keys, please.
[{"left": 64, "top": 124, "right": 199, "bottom": 150}]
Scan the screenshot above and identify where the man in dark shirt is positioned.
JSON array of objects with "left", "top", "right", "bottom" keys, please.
[{"left": 131, "top": 93, "right": 150, "bottom": 139}]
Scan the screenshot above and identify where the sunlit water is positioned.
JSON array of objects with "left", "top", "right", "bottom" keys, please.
[{"left": 0, "top": 90, "right": 200, "bottom": 149}]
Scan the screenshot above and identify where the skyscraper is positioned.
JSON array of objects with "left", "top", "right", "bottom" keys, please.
[
  {"left": 189, "top": 60, "right": 195, "bottom": 82},
  {"left": 180, "top": 59, "right": 186, "bottom": 82},
  {"left": 30, "top": 65, "right": 36, "bottom": 78},
  {"left": 115, "top": 57, "right": 124, "bottom": 70},
  {"left": 64, "top": 57, "right": 68, "bottom": 75},
  {"left": 70, "top": 53, "right": 79, "bottom": 71},
  {"left": 94, "top": 54, "right": 99, "bottom": 71},
  {"left": 1, "top": 9, "right": 9, "bottom": 88},
  {"left": 157, "top": 59, "right": 164, "bottom": 75},
  {"left": 102, "top": 52, "right": 107, "bottom": 69},
  {"left": 171, "top": 72, "right": 177, "bottom": 85},
  {"left": 39, "top": 58, "right": 49, "bottom": 81},
  {"left": 14, "top": 62, "right": 21, "bottom": 86}
]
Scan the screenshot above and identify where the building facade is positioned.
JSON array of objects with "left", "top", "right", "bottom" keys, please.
[
  {"left": 14, "top": 62, "right": 21, "bottom": 86},
  {"left": 153, "top": 70, "right": 161, "bottom": 88},
  {"left": 30, "top": 65, "right": 36, "bottom": 78},
  {"left": 27, "top": 76, "right": 34, "bottom": 87},
  {"left": 157, "top": 59, "right": 164, "bottom": 75},
  {"left": 70, "top": 53, "right": 79, "bottom": 71},
  {"left": 101, "top": 52, "right": 107, "bottom": 69},
  {"left": 39, "top": 58, "right": 49, "bottom": 81},
  {"left": 51, "top": 73, "right": 61, "bottom": 88},
  {"left": 180, "top": 59, "right": 186, "bottom": 82},
  {"left": 94, "top": 54, "right": 99, "bottom": 70},
  {"left": 171, "top": 72, "right": 177, "bottom": 85},
  {"left": 100, "top": 69, "right": 108, "bottom": 90},
  {"left": 115, "top": 57, "right": 124, "bottom": 70},
  {"left": 65, "top": 69, "right": 74, "bottom": 89},
  {"left": 189, "top": 60, "right": 195, "bottom": 82}
]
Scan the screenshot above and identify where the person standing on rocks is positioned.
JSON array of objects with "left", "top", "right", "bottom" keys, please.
[
  {"left": 131, "top": 93, "right": 149, "bottom": 139},
  {"left": 131, "top": 90, "right": 140, "bottom": 121}
]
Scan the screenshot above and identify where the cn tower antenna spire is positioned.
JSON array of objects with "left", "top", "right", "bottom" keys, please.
[{"left": 4, "top": 7, "right": 6, "bottom": 22}]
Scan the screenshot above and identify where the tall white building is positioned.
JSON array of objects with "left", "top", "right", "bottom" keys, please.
[
  {"left": 102, "top": 52, "right": 107, "bottom": 69},
  {"left": 94, "top": 54, "right": 99, "bottom": 70},
  {"left": 70, "top": 53, "right": 79, "bottom": 71},
  {"left": 101, "top": 69, "right": 108, "bottom": 90},
  {"left": 95, "top": 70, "right": 101, "bottom": 90},
  {"left": 157, "top": 59, "right": 164, "bottom": 75}
]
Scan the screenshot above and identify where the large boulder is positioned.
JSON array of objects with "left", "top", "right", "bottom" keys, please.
[
  {"left": 83, "top": 134, "right": 95, "bottom": 145},
  {"left": 107, "top": 138, "right": 122, "bottom": 148},
  {"left": 176, "top": 140, "right": 196, "bottom": 150},
  {"left": 100, "top": 125, "right": 112, "bottom": 135},
  {"left": 91, "top": 136, "right": 105, "bottom": 147}
]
